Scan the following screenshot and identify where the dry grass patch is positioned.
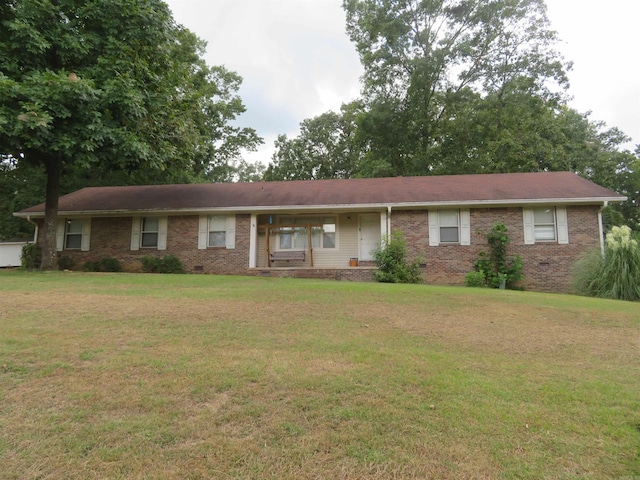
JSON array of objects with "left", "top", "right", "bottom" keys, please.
[{"left": 0, "top": 271, "right": 638, "bottom": 479}]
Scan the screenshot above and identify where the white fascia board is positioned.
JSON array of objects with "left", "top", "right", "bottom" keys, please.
[
  {"left": 13, "top": 196, "right": 625, "bottom": 218},
  {"left": 389, "top": 197, "right": 626, "bottom": 209},
  {"left": 14, "top": 204, "right": 391, "bottom": 218}
]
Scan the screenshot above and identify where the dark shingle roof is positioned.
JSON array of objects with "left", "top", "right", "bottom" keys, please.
[{"left": 16, "top": 172, "right": 625, "bottom": 216}]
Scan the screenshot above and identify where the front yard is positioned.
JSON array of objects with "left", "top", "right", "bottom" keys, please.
[{"left": 0, "top": 271, "right": 638, "bottom": 478}]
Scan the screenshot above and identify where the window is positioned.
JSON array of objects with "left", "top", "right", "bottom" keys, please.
[
  {"left": 131, "top": 216, "right": 167, "bottom": 251},
  {"left": 198, "top": 215, "right": 235, "bottom": 250},
  {"left": 57, "top": 218, "right": 90, "bottom": 252},
  {"left": 439, "top": 211, "right": 459, "bottom": 243},
  {"left": 278, "top": 216, "right": 336, "bottom": 250},
  {"left": 141, "top": 217, "right": 159, "bottom": 247},
  {"left": 319, "top": 217, "right": 336, "bottom": 248},
  {"left": 65, "top": 219, "right": 83, "bottom": 249},
  {"left": 523, "top": 207, "right": 568, "bottom": 245},
  {"left": 428, "top": 209, "right": 470, "bottom": 246},
  {"left": 533, "top": 208, "right": 556, "bottom": 241},
  {"left": 208, "top": 216, "right": 227, "bottom": 247}
]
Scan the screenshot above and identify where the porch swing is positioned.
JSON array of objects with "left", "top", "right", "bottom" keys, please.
[{"left": 258, "top": 222, "right": 323, "bottom": 267}]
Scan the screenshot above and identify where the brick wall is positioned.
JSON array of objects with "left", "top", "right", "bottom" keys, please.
[
  {"left": 46, "top": 214, "right": 253, "bottom": 274},
  {"left": 393, "top": 206, "right": 601, "bottom": 292},
  {"left": 42, "top": 205, "right": 602, "bottom": 293}
]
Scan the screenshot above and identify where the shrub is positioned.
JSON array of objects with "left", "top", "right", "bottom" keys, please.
[
  {"left": 474, "top": 223, "right": 523, "bottom": 289},
  {"left": 83, "top": 261, "right": 98, "bottom": 272},
  {"left": 373, "top": 231, "right": 423, "bottom": 284},
  {"left": 464, "top": 271, "right": 486, "bottom": 287},
  {"left": 58, "top": 256, "right": 74, "bottom": 270},
  {"left": 20, "top": 243, "right": 41, "bottom": 270},
  {"left": 140, "top": 256, "right": 160, "bottom": 273},
  {"left": 140, "top": 255, "right": 184, "bottom": 274},
  {"left": 99, "top": 257, "right": 122, "bottom": 272},
  {"left": 84, "top": 257, "right": 122, "bottom": 272},
  {"left": 572, "top": 226, "right": 640, "bottom": 301}
]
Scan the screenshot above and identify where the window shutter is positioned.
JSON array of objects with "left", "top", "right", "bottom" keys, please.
[
  {"left": 428, "top": 210, "right": 439, "bottom": 246},
  {"left": 556, "top": 207, "right": 569, "bottom": 244},
  {"left": 460, "top": 209, "right": 471, "bottom": 246},
  {"left": 198, "top": 216, "right": 208, "bottom": 250},
  {"left": 80, "top": 219, "right": 91, "bottom": 251},
  {"left": 130, "top": 217, "right": 141, "bottom": 251},
  {"left": 56, "top": 220, "right": 65, "bottom": 252},
  {"left": 523, "top": 208, "right": 535, "bottom": 245},
  {"left": 157, "top": 217, "right": 168, "bottom": 250},
  {"left": 225, "top": 215, "right": 236, "bottom": 249}
]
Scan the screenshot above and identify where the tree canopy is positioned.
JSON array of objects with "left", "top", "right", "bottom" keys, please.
[
  {"left": 264, "top": 102, "right": 364, "bottom": 181},
  {"left": 342, "top": 0, "right": 570, "bottom": 174},
  {"left": 0, "top": 0, "right": 262, "bottom": 264},
  {"left": 266, "top": 0, "right": 638, "bottom": 229}
]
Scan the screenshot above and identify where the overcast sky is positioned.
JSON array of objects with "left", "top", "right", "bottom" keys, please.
[{"left": 165, "top": 0, "right": 640, "bottom": 165}]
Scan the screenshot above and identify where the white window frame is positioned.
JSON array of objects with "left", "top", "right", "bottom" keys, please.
[
  {"left": 276, "top": 215, "right": 337, "bottom": 251},
  {"left": 131, "top": 216, "right": 167, "bottom": 251},
  {"left": 141, "top": 217, "right": 160, "bottom": 248},
  {"left": 523, "top": 207, "right": 568, "bottom": 245},
  {"left": 198, "top": 215, "right": 236, "bottom": 250},
  {"left": 428, "top": 209, "right": 470, "bottom": 246},
  {"left": 207, "top": 216, "right": 228, "bottom": 248},
  {"left": 56, "top": 218, "right": 91, "bottom": 252}
]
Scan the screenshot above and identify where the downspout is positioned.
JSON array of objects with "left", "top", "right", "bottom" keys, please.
[
  {"left": 26, "top": 215, "right": 39, "bottom": 244},
  {"left": 249, "top": 214, "right": 257, "bottom": 268},
  {"left": 598, "top": 201, "right": 607, "bottom": 257},
  {"left": 387, "top": 206, "right": 392, "bottom": 238}
]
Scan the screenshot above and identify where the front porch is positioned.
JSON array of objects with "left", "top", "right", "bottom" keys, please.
[{"left": 250, "top": 211, "right": 387, "bottom": 270}]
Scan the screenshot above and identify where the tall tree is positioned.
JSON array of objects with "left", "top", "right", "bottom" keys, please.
[
  {"left": 265, "top": 102, "right": 364, "bottom": 181},
  {"left": 0, "top": 0, "right": 261, "bottom": 268},
  {"left": 0, "top": 155, "right": 46, "bottom": 241},
  {"left": 343, "top": 0, "right": 570, "bottom": 174}
]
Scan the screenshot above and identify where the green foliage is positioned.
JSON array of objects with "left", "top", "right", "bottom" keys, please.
[
  {"left": 57, "top": 256, "right": 74, "bottom": 271},
  {"left": 342, "top": 0, "right": 570, "bottom": 175},
  {"left": 262, "top": 0, "right": 637, "bottom": 233},
  {"left": 464, "top": 271, "right": 487, "bottom": 288},
  {"left": 0, "top": 0, "right": 262, "bottom": 267},
  {"left": 0, "top": 158, "right": 43, "bottom": 241},
  {"left": 604, "top": 152, "right": 640, "bottom": 232},
  {"left": 265, "top": 102, "right": 364, "bottom": 181},
  {"left": 474, "top": 223, "right": 523, "bottom": 289},
  {"left": 140, "top": 255, "right": 185, "bottom": 274},
  {"left": 20, "top": 243, "right": 41, "bottom": 270},
  {"left": 572, "top": 226, "right": 640, "bottom": 301},
  {"left": 373, "top": 232, "right": 423, "bottom": 284},
  {"left": 98, "top": 257, "right": 122, "bottom": 273},
  {"left": 84, "top": 257, "right": 122, "bottom": 273}
]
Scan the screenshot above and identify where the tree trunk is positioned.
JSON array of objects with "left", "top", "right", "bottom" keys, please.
[{"left": 40, "top": 158, "right": 61, "bottom": 270}]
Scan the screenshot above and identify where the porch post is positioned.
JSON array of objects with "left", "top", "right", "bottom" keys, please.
[
  {"left": 307, "top": 224, "right": 313, "bottom": 267},
  {"left": 249, "top": 214, "right": 257, "bottom": 268}
]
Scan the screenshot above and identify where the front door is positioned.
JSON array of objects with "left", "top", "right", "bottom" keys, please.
[{"left": 359, "top": 214, "right": 381, "bottom": 261}]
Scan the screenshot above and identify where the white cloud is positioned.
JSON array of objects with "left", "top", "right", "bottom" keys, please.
[
  {"left": 167, "top": 0, "right": 639, "bottom": 166},
  {"left": 167, "top": 0, "right": 362, "bottom": 148},
  {"left": 546, "top": 0, "right": 640, "bottom": 148}
]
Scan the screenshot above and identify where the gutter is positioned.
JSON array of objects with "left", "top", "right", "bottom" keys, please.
[
  {"left": 598, "top": 201, "right": 608, "bottom": 256},
  {"left": 26, "top": 215, "right": 39, "bottom": 244},
  {"left": 13, "top": 196, "right": 628, "bottom": 219}
]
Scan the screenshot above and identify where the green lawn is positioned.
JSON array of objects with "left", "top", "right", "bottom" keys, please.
[{"left": 1, "top": 271, "right": 638, "bottom": 479}]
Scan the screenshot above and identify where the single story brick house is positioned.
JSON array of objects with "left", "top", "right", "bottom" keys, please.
[{"left": 15, "top": 172, "right": 625, "bottom": 292}]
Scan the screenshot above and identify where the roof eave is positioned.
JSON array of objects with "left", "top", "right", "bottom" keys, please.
[{"left": 14, "top": 196, "right": 626, "bottom": 218}]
